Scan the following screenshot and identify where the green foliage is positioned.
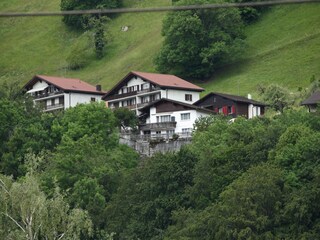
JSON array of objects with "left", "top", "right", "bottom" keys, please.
[
  {"left": 258, "top": 84, "right": 294, "bottom": 112},
  {"left": 40, "top": 103, "right": 139, "bottom": 233},
  {"left": 211, "top": 164, "right": 284, "bottom": 239},
  {"left": 229, "top": 0, "right": 270, "bottom": 24},
  {"left": 60, "top": 0, "right": 122, "bottom": 30},
  {"left": 113, "top": 107, "right": 139, "bottom": 131},
  {"left": 189, "top": 117, "right": 278, "bottom": 208},
  {"left": 66, "top": 32, "right": 94, "bottom": 70},
  {"left": 52, "top": 102, "right": 117, "bottom": 144},
  {"left": 155, "top": 0, "right": 245, "bottom": 79},
  {"left": 87, "top": 16, "right": 111, "bottom": 59},
  {"left": 0, "top": 91, "right": 52, "bottom": 178},
  {"left": 0, "top": 174, "right": 93, "bottom": 240},
  {"left": 106, "top": 148, "right": 198, "bottom": 239}
]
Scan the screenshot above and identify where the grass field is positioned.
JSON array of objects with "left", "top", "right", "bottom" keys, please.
[
  {"left": 0, "top": 0, "right": 170, "bottom": 89},
  {"left": 0, "top": 0, "right": 319, "bottom": 98},
  {"left": 199, "top": 4, "right": 320, "bottom": 98}
]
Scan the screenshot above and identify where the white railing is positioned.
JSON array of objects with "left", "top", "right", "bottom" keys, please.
[{"left": 123, "top": 132, "right": 193, "bottom": 141}]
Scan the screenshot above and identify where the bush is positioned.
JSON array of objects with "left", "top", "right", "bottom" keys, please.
[{"left": 66, "top": 32, "right": 94, "bottom": 70}]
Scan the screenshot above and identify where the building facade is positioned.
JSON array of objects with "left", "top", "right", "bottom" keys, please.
[
  {"left": 194, "top": 92, "right": 266, "bottom": 119},
  {"left": 102, "top": 71, "right": 204, "bottom": 114},
  {"left": 139, "top": 98, "right": 214, "bottom": 138},
  {"left": 24, "top": 75, "right": 105, "bottom": 112}
]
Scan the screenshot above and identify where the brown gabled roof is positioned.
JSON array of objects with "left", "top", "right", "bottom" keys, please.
[
  {"left": 301, "top": 91, "right": 320, "bottom": 105},
  {"left": 132, "top": 71, "right": 204, "bottom": 91},
  {"left": 139, "top": 98, "right": 215, "bottom": 115},
  {"left": 194, "top": 92, "right": 267, "bottom": 106},
  {"left": 102, "top": 71, "right": 204, "bottom": 100},
  {"left": 24, "top": 75, "right": 106, "bottom": 95}
]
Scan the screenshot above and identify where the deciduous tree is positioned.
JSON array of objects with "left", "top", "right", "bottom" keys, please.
[{"left": 155, "top": 0, "right": 245, "bottom": 79}]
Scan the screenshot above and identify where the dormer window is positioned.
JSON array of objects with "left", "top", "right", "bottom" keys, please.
[{"left": 185, "top": 94, "right": 192, "bottom": 101}]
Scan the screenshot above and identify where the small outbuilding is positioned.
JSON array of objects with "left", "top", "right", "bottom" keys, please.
[{"left": 301, "top": 91, "right": 320, "bottom": 112}]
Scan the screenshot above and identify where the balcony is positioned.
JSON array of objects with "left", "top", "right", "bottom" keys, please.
[
  {"left": 43, "top": 103, "right": 64, "bottom": 112},
  {"left": 105, "top": 87, "right": 161, "bottom": 101},
  {"left": 137, "top": 86, "right": 161, "bottom": 94},
  {"left": 140, "top": 121, "right": 177, "bottom": 131},
  {"left": 137, "top": 102, "right": 150, "bottom": 108},
  {"left": 34, "top": 91, "right": 64, "bottom": 100},
  {"left": 104, "top": 91, "right": 137, "bottom": 101}
]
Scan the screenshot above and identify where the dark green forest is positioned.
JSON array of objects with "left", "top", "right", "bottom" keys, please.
[{"left": 1, "top": 82, "right": 320, "bottom": 240}]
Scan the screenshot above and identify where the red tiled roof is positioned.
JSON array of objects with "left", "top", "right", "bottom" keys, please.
[
  {"left": 102, "top": 71, "right": 204, "bottom": 99},
  {"left": 25, "top": 75, "right": 105, "bottom": 95},
  {"left": 132, "top": 71, "right": 204, "bottom": 91}
]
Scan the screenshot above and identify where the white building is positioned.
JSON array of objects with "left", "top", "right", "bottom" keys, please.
[
  {"left": 102, "top": 71, "right": 204, "bottom": 114},
  {"left": 138, "top": 98, "right": 214, "bottom": 138},
  {"left": 24, "top": 75, "right": 105, "bottom": 112}
]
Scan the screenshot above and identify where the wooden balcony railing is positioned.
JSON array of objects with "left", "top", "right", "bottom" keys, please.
[
  {"left": 34, "top": 91, "right": 64, "bottom": 99},
  {"left": 44, "top": 103, "right": 64, "bottom": 111},
  {"left": 139, "top": 121, "right": 177, "bottom": 131},
  {"left": 105, "top": 87, "right": 161, "bottom": 101}
]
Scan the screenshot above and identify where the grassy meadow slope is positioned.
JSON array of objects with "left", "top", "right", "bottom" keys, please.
[
  {"left": 0, "top": 0, "right": 319, "bottom": 97},
  {"left": 0, "top": 0, "right": 170, "bottom": 90},
  {"left": 199, "top": 4, "right": 320, "bottom": 98}
]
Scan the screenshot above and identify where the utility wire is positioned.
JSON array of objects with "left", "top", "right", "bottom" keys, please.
[{"left": 0, "top": 0, "right": 319, "bottom": 18}]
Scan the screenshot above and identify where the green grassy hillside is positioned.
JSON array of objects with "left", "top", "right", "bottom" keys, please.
[
  {"left": 0, "top": 0, "right": 170, "bottom": 90},
  {"left": 0, "top": 0, "right": 320, "bottom": 98},
  {"left": 199, "top": 4, "right": 320, "bottom": 98}
]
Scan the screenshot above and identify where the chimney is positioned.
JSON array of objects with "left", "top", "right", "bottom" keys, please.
[
  {"left": 96, "top": 84, "right": 102, "bottom": 91},
  {"left": 247, "top": 94, "right": 252, "bottom": 99}
]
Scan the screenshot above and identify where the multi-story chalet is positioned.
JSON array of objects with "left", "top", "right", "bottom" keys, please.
[
  {"left": 102, "top": 71, "right": 204, "bottom": 114},
  {"left": 301, "top": 91, "right": 320, "bottom": 112},
  {"left": 24, "top": 75, "right": 105, "bottom": 112},
  {"left": 139, "top": 98, "right": 214, "bottom": 137},
  {"left": 194, "top": 92, "right": 266, "bottom": 119}
]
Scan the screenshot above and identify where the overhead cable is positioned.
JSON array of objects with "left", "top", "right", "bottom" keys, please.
[{"left": 0, "top": 0, "right": 319, "bottom": 18}]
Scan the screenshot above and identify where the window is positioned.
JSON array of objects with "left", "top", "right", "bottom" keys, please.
[
  {"left": 185, "top": 94, "right": 192, "bottom": 101},
  {"left": 141, "top": 96, "right": 149, "bottom": 103},
  {"left": 168, "top": 130, "right": 175, "bottom": 135},
  {"left": 127, "top": 98, "right": 135, "bottom": 106},
  {"left": 141, "top": 83, "right": 149, "bottom": 90},
  {"left": 48, "top": 85, "right": 55, "bottom": 93},
  {"left": 150, "top": 94, "right": 160, "bottom": 102},
  {"left": 182, "top": 128, "right": 192, "bottom": 133},
  {"left": 228, "top": 106, "right": 232, "bottom": 114},
  {"left": 160, "top": 115, "right": 171, "bottom": 122},
  {"left": 181, "top": 113, "right": 190, "bottom": 120},
  {"left": 128, "top": 86, "right": 136, "bottom": 93},
  {"left": 91, "top": 97, "right": 96, "bottom": 102}
]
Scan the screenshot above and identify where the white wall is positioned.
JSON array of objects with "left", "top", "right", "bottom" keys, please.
[
  {"left": 166, "top": 89, "right": 200, "bottom": 104},
  {"left": 64, "top": 92, "right": 103, "bottom": 109},
  {"left": 32, "top": 81, "right": 49, "bottom": 89},
  {"left": 126, "top": 77, "right": 145, "bottom": 87},
  {"left": 248, "top": 104, "right": 261, "bottom": 119},
  {"left": 147, "top": 108, "right": 211, "bottom": 133}
]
